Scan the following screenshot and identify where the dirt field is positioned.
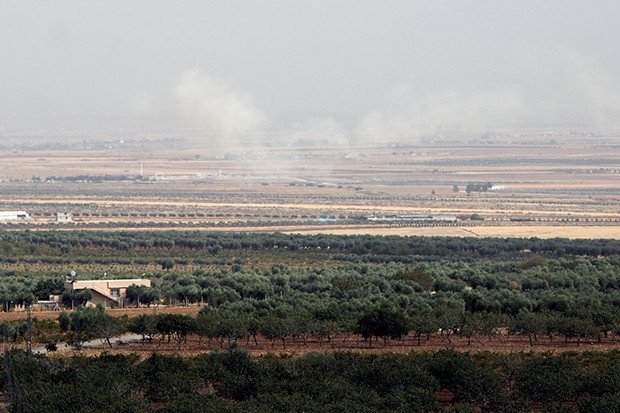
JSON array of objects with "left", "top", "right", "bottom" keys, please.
[
  {"left": 291, "top": 224, "right": 620, "bottom": 239},
  {"left": 4, "top": 305, "right": 618, "bottom": 357},
  {"left": 51, "top": 320, "right": 620, "bottom": 359},
  {"left": 112, "top": 330, "right": 620, "bottom": 358},
  {"left": 2, "top": 133, "right": 620, "bottom": 238},
  {"left": 0, "top": 305, "right": 201, "bottom": 323}
]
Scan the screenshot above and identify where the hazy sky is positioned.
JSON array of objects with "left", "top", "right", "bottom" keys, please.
[{"left": 1, "top": 1, "right": 620, "bottom": 142}]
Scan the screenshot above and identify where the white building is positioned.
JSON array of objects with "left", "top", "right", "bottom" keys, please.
[
  {"left": 0, "top": 211, "right": 31, "bottom": 221},
  {"left": 56, "top": 212, "right": 71, "bottom": 222}
]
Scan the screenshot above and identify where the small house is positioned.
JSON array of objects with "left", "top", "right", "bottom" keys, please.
[
  {"left": 55, "top": 212, "right": 71, "bottom": 222},
  {"left": 65, "top": 279, "right": 151, "bottom": 308}
]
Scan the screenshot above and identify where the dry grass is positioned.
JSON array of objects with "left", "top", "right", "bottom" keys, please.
[
  {"left": 292, "top": 224, "right": 620, "bottom": 239},
  {"left": 2, "top": 134, "right": 620, "bottom": 239}
]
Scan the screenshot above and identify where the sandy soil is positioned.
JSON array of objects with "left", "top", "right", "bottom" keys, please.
[{"left": 289, "top": 224, "right": 620, "bottom": 239}]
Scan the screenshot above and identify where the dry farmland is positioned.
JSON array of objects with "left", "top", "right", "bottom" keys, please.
[{"left": 1, "top": 131, "right": 620, "bottom": 238}]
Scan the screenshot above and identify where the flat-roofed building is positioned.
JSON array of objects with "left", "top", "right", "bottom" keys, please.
[
  {"left": 0, "top": 211, "right": 30, "bottom": 221},
  {"left": 65, "top": 279, "right": 151, "bottom": 308},
  {"left": 56, "top": 212, "right": 71, "bottom": 222}
]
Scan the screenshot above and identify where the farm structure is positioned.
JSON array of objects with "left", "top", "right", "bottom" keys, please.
[
  {"left": 55, "top": 212, "right": 71, "bottom": 222},
  {"left": 65, "top": 279, "right": 151, "bottom": 308},
  {"left": 36, "top": 295, "right": 63, "bottom": 311},
  {"left": 0, "top": 211, "right": 30, "bottom": 221}
]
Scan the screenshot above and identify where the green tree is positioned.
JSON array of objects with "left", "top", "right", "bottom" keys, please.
[
  {"left": 63, "top": 288, "right": 93, "bottom": 308},
  {"left": 259, "top": 315, "right": 294, "bottom": 349},
  {"left": 33, "top": 277, "right": 64, "bottom": 301},
  {"left": 196, "top": 308, "right": 221, "bottom": 346},
  {"left": 409, "top": 311, "right": 439, "bottom": 346},
  {"left": 128, "top": 314, "right": 158, "bottom": 343},
  {"left": 156, "top": 313, "right": 196, "bottom": 350},
  {"left": 93, "top": 313, "right": 126, "bottom": 349},
  {"left": 58, "top": 311, "right": 71, "bottom": 332},
  {"left": 158, "top": 259, "right": 175, "bottom": 271},
  {"left": 557, "top": 316, "right": 599, "bottom": 346},
  {"left": 515, "top": 354, "right": 583, "bottom": 408},
  {"left": 509, "top": 312, "right": 546, "bottom": 346},
  {"left": 63, "top": 305, "right": 111, "bottom": 350},
  {"left": 216, "top": 314, "right": 249, "bottom": 346},
  {"left": 137, "top": 353, "right": 200, "bottom": 402},
  {"left": 311, "top": 319, "right": 340, "bottom": 347},
  {"left": 355, "top": 306, "right": 409, "bottom": 347},
  {"left": 433, "top": 302, "right": 465, "bottom": 345},
  {"left": 393, "top": 269, "right": 434, "bottom": 291},
  {"left": 126, "top": 284, "right": 143, "bottom": 307}
]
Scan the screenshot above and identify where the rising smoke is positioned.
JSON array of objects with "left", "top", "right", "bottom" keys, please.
[
  {"left": 175, "top": 69, "right": 268, "bottom": 150},
  {"left": 173, "top": 47, "right": 620, "bottom": 154},
  {"left": 354, "top": 48, "right": 620, "bottom": 140}
]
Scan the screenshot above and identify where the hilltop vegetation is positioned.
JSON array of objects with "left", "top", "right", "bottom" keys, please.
[
  {"left": 1, "top": 230, "right": 620, "bottom": 411},
  {"left": 1, "top": 231, "right": 620, "bottom": 315},
  {"left": 6, "top": 347, "right": 620, "bottom": 412}
]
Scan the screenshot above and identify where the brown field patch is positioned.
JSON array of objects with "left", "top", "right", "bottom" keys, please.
[
  {"left": 2, "top": 134, "right": 620, "bottom": 240},
  {"left": 4, "top": 305, "right": 620, "bottom": 357},
  {"left": 47, "top": 322, "right": 620, "bottom": 359}
]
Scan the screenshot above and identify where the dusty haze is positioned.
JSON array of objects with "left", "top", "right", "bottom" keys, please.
[{"left": 1, "top": 1, "right": 620, "bottom": 148}]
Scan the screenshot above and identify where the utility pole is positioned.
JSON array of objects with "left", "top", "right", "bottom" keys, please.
[{"left": 26, "top": 304, "right": 32, "bottom": 353}]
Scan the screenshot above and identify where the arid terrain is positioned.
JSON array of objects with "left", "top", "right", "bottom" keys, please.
[{"left": 1, "top": 131, "right": 620, "bottom": 238}]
